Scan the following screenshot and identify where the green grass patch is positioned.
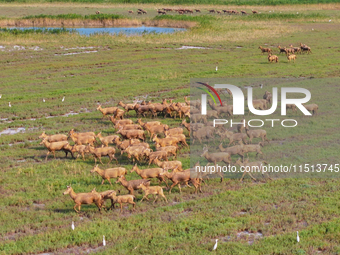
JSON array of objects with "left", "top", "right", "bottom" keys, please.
[
  {"left": 0, "top": 27, "right": 72, "bottom": 34},
  {"left": 241, "top": 12, "right": 328, "bottom": 20},
  {"left": 0, "top": 4, "right": 339, "bottom": 255}
]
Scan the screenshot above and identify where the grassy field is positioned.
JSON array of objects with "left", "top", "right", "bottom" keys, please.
[
  {"left": 0, "top": 0, "right": 339, "bottom": 5},
  {"left": 0, "top": 3, "right": 340, "bottom": 254}
]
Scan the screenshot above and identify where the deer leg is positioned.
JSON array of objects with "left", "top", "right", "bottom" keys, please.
[
  {"left": 240, "top": 171, "right": 247, "bottom": 182},
  {"left": 178, "top": 183, "right": 182, "bottom": 193},
  {"left": 184, "top": 181, "right": 191, "bottom": 188},
  {"left": 193, "top": 184, "right": 197, "bottom": 194},
  {"left": 169, "top": 182, "right": 177, "bottom": 194},
  {"left": 258, "top": 150, "right": 264, "bottom": 159},
  {"left": 247, "top": 172, "right": 257, "bottom": 181},
  {"left": 162, "top": 177, "right": 168, "bottom": 189},
  {"left": 216, "top": 163, "right": 223, "bottom": 182},
  {"left": 161, "top": 193, "right": 168, "bottom": 202},
  {"left": 45, "top": 151, "right": 50, "bottom": 161},
  {"left": 265, "top": 136, "right": 270, "bottom": 144},
  {"left": 107, "top": 156, "right": 113, "bottom": 165},
  {"left": 73, "top": 204, "right": 79, "bottom": 213},
  {"left": 140, "top": 195, "right": 147, "bottom": 202},
  {"left": 262, "top": 168, "right": 272, "bottom": 180},
  {"left": 153, "top": 195, "right": 158, "bottom": 203}
]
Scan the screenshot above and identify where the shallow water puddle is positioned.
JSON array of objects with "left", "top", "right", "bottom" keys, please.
[
  {"left": 0, "top": 118, "right": 13, "bottom": 124},
  {"left": 61, "top": 46, "right": 96, "bottom": 50},
  {"left": 0, "top": 127, "right": 26, "bottom": 136},
  {"left": 62, "top": 112, "right": 79, "bottom": 117},
  {"left": 46, "top": 111, "right": 79, "bottom": 118},
  {"left": 0, "top": 127, "right": 37, "bottom": 136},
  {"left": 176, "top": 46, "right": 210, "bottom": 50},
  {"left": 0, "top": 45, "right": 43, "bottom": 52},
  {"left": 8, "top": 26, "right": 185, "bottom": 36},
  {"left": 55, "top": 50, "right": 98, "bottom": 56}
]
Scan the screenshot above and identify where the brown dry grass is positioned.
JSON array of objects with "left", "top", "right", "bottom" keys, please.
[{"left": 0, "top": 18, "right": 196, "bottom": 28}]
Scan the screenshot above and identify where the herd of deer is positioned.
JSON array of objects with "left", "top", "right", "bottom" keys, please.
[
  {"left": 38, "top": 91, "right": 317, "bottom": 213},
  {"left": 259, "top": 43, "right": 312, "bottom": 63},
  {"left": 101, "top": 8, "right": 260, "bottom": 15}
]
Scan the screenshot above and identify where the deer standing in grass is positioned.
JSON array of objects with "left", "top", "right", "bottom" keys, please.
[
  {"left": 137, "top": 183, "right": 168, "bottom": 203},
  {"left": 200, "top": 146, "right": 231, "bottom": 182},
  {"left": 63, "top": 186, "right": 103, "bottom": 213}
]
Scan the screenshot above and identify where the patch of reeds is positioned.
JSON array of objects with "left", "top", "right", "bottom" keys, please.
[
  {"left": 0, "top": 14, "right": 197, "bottom": 28},
  {"left": 0, "top": 27, "right": 71, "bottom": 34},
  {"left": 23, "top": 14, "right": 123, "bottom": 20}
]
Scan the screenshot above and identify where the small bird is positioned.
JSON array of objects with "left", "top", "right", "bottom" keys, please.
[
  {"left": 43, "top": 98, "right": 45, "bottom": 102},
  {"left": 8, "top": 102, "right": 11, "bottom": 107},
  {"left": 62, "top": 96, "right": 65, "bottom": 102},
  {"left": 260, "top": 84, "right": 263, "bottom": 88},
  {"left": 297, "top": 231, "right": 300, "bottom": 242},
  {"left": 71, "top": 221, "right": 75, "bottom": 230},
  {"left": 312, "top": 28, "right": 314, "bottom": 31},
  {"left": 213, "top": 239, "right": 218, "bottom": 251},
  {"left": 103, "top": 235, "right": 106, "bottom": 246},
  {"left": 216, "top": 66, "right": 218, "bottom": 71},
  {"left": 329, "top": 19, "right": 331, "bottom": 22}
]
